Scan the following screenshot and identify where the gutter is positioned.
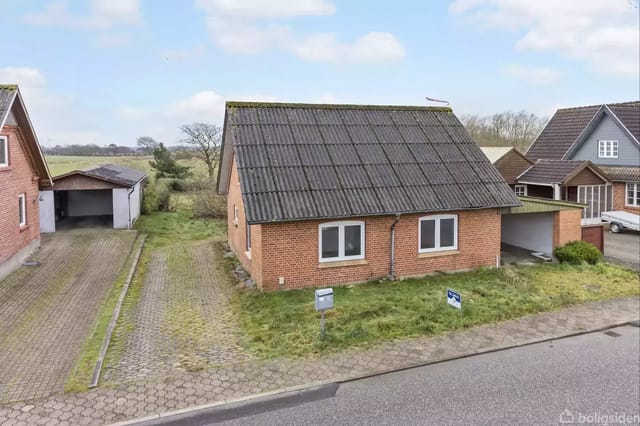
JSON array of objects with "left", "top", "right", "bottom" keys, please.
[{"left": 389, "top": 214, "right": 401, "bottom": 279}]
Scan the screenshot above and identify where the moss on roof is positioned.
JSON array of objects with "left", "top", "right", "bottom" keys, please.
[
  {"left": 225, "top": 101, "right": 453, "bottom": 113},
  {"left": 0, "top": 84, "right": 18, "bottom": 90}
]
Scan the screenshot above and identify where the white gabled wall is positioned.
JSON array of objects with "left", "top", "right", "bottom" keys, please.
[
  {"left": 38, "top": 190, "right": 55, "bottom": 233},
  {"left": 112, "top": 182, "right": 142, "bottom": 229}
]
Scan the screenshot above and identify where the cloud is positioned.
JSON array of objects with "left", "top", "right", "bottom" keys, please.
[
  {"left": 195, "top": 0, "right": 335, "bottom": 19},
  {"left": 502, "top": 65, "right": 562, "bottom": 85},
  {"left": 0, "top": 67, "right": 47, "bottom": 88},
  {"left": 450, "top": 0, "right": 639, "bottom": 78},
  {"left": 167, "top": 90, "right": 226, "bottom": 123},
  {"left": 195, "top": 0, "right": 405, "bottom": 63}
]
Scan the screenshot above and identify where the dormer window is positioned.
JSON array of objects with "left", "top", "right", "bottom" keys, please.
[
  {"left": 0, "top": 135, "right": 8, "bottom": 167},
  {"left": 598, "top": 140, "right": 618, "bottom": 159}
]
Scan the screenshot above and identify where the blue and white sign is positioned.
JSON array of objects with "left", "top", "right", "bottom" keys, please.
[{"left": 447, "top": 289, "right": 461, "bottom": 309}]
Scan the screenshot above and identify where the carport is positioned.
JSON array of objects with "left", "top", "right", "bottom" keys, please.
[
  {"left": 39, "top": 164, "right": 146, "bottom": 232},
  {"left": 499, "top": 197, "right": 586, "bottom": 256}
]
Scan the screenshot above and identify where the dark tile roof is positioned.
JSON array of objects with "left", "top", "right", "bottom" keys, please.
[
  {"left": 600, "top": 166, "right": 640, "bottom": 182},
  {"left": 224, "top": 102, "right": 520, "bottom": 223},
  {"left": 54, "top": 163, "right": 147, "bottom": 187},
  {"left": 518, "top": 160, "right": 592, "bottom": 184},
  {"left": 0, "top": 85, "right": 17, "bottom": 126},
  {"left": 82, "top": 164, "right": 147, "bottom": 186},
  {"left": 608, "top": 102, "right": 640, "bottom": 141},
  {"left": 527, "top": 101, "right": 639, "bottom": 160}
]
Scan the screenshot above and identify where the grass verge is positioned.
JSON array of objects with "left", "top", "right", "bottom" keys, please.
[
  {"left": 233, "top": 262, "right": 639, "bottom": 359},
  {"left": 65, "top": 234, "right": 146, "bottom": 393}
]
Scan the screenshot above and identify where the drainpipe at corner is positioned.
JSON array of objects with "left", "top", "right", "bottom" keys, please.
[
  {"left": 127, "top": 186, "right": 135, "bottom": 230},
  {"left": 389, "top": 213, "right": 401, "bottom": 279}
]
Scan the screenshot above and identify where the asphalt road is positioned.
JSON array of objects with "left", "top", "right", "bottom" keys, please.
[
  {"left": 159, "top": 325, "right": 640, "bottom": 426},
  {"left": 604, "top": 230, "right": 640, "bottom": 271}
]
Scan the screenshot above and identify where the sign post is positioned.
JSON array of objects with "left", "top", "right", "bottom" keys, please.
[{"left": 315, "top": 288, "right": 334, "bottom": 340}]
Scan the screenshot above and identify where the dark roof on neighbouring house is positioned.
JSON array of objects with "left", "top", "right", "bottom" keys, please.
[
  {"left": 527, "top": 101, "right": 640, "bottom": 160},
  {"left": 0, "top": 84, "right": 52, "bottom": 187},
  {"left": 53, "top": 164, "right": 147, "bottom": 187},
  {"left": 218, "top": 102, "right": 521, "bottom": 224},
  {"left": 600, "top": 166, "right": 640, "bottom": 182},
  {"left": 0, "top": 85, "right": 17, "bottom": 125},
  {"left": 518, "top": 160, "right": 607, "bottom": 185}
]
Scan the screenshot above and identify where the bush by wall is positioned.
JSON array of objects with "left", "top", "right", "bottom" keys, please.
[{"left": 554, "top": 241, "right": 602, "bottom": 265}]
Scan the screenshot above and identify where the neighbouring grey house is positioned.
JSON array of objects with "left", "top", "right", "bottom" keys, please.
[
  {"left": 526, "top": 101, "right": 639, "bottom": 217},
  {"left": 39, "top": 164, "right": 146, "bottom": 232}
]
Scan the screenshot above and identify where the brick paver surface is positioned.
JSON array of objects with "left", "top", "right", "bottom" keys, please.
[
  {"left": 0, "top": 296, "right": 637, "bottom": 425},
  {"left": 0, "top": 229, "right": 137, "bottom": 404},
  {"left": 103, "top": 241, "right": 251, "bottom": 385}
]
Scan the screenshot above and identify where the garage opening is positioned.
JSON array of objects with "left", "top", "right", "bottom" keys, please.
[{"left": 54, "top": 189, "right": 113, "bottom": 229}]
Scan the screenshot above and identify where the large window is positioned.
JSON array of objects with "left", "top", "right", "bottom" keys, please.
[
  {"left": 514, "top": 184, "right": 527, "bottom": 196},
  {"left": 598, "top": 140, "right": 618, "bottom": 158},
  {"left": 319, "top": 221, "right": 365, "bottom": 262},
  {"left": 18, "top": 193, "right": 26, "bottom": 227},
  {"left": 626, "top": 182, "right": 640, "bottom": 207},
  {"left": 419, "top": 215, "right": 458, "bottom": 253},
  {"left": 0, "top": 135, "right": 8, "bottom": 167}
]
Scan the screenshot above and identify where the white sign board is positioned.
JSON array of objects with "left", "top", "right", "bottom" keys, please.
[{"left": 447, "top": 289, "right": 461, "bottom": 310}]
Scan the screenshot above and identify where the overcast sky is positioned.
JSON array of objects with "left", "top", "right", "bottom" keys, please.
[{"left": 1, "top": 0, "right": 638, "bottom": 147}]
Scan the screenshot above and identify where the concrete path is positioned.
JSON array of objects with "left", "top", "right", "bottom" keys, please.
[
  {"left": 0, "top": 296, "right": 637, "bottom": 425},
  {"left": 102, "top": 241, "right": 251, "bottom": 385},
  {"left": 0, "top": 229, "right": 137, "bottom": 404}
]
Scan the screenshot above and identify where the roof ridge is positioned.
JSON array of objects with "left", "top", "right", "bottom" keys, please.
[
  {"left": 556, "top": 101, "right": 639, "bottom": 111},
  {"left": 226, "top": 101, "right": 453, "bottom": 112}
]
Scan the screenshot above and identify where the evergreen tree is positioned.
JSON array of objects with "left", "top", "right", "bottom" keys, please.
[{"left": 149, "top": 143, "right": 191, "bottom": 179}]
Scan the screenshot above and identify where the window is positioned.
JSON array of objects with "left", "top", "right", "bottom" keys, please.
[
  {"left": 318, "top": 221, "right": 365, "bottom": 262},
  {"left": 514, "top": 184, "right": 527, "bottom": 196},
  {"left": 0, "top": 135, "right": 8, "bottom": 167},
  {"left": 233, "top": 205, "right": 238, "bottom": 225},
  {"left": 598, "top": 140, "right": 618, "bottom": 158},
  {"left": 419, "top": 215, "right": 458, "bottom": 253},
  {"left": 18, "top": 193, "right": 26, "bottom": 227},
  {"left": 626, "top": 182, "right": 640, "bottom": 207}
]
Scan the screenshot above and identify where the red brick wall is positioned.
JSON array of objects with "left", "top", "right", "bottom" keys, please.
[
  {"left": 613, "top": 182, "right": 640, "bottom": 213},
  {"left": 253, "top": 209, "right": 501, "bottom": 290},
  {"left": 0, "top": 125, "right": 41, "bottom": 263},
  {"left": 226, "top": 156, "right": 253, "bottom": 272},
  {"left": 553, "top": 210, "right": 582, "bottom": 248}
]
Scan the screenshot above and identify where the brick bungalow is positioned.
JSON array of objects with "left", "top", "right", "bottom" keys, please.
[
  {"left": 217, "top": 102, "right": 520, "bottom": 291},
  {"left": 0, "top": 85, "right": 52, "bottom": 280}
]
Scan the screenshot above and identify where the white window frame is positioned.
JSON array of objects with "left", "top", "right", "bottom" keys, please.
[
  {"left": 0, "top": 135, "right": 8, "bottom": 167},
  {"left": 18, "top": 193, "right": 27, "bottom": 227},
  {"left": 626, "top": 182, "right": 640, "bottom": 207},
  {"left": 598, "top": 140, "right": 618, "bottom": 159},
  {"left": 233, "top": 205, "right": 239, "bottom": 225},
  {"left": 318, "top": 220, "right": 365, "bottom": 263},
  {"left": 418, "top": 214, "right": 458, "bottom": 253},
  {"left": 514, "top": 184, "right": 527, "bottom": 196}
]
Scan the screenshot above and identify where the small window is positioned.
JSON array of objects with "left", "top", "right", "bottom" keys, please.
[
  {"left": 18, "top": 193, "right": 26, "bottom": 227},
  {"left": 318, "top": 221, "right": 365, "bottom": 262},
  {"left": 233, "top": 205, "right": 239, "bottom": 225},
  {"left": 419, "top": 215, "right": 458, "bottom": 253},
  {"left": 598, "top": 140, "right": 618, "bottom": 159},
  {"left": 514, "top": 184, "right": 527, "bottom": 196},
  {"left": 0, "top": 135, "right": 8, "bottom": 167},
  {"left": 626, "top": 182, "right": 640, "bottom": 207}
]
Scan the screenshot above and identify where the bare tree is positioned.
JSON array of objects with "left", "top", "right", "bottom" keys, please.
[
  {"left": 460, "top": 110, "right": 548, "bottom": 152},
  {"left": 179, "top": 123, "right": 222, "bottom": 179},
  {"left": 136, "top": 136, "right": 160, "bottom": 155}
]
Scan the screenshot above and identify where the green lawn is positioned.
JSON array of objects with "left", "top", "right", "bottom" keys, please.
[{"left": 234, "top": 262, "right": 639, "bottom": 359}]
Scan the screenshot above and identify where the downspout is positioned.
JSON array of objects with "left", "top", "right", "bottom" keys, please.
[
  {"left": 127, "top": 186, "right": 135, "bottom": 230},
  {"left": 389, "top": 214, "right": 401, "bottom": 279}
]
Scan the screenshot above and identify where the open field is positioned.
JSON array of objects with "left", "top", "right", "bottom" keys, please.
[{"left": 45, "top": 155, "right": 207, "bottom": 177}]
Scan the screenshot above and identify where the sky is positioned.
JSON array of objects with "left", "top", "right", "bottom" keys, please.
[{"left": 1, "top": 0, "right": 638, "bottom": 147}]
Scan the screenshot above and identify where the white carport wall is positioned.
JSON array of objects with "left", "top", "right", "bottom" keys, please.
[
  {"left": 38, "top": 190, "right": 55, "bottom": 233},
  {"left": 112, "top": 181, "right": 142, "bottom": 229}
]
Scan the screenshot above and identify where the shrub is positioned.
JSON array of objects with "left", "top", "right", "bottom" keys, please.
[
  {"left": 142, "top": 179, "right": 172, "bottom": 213},
  {"left": 554, "top": 241, "right": 602, "bottom": 265},
  {"left": 188, "top": 177, "right": 226, "bottom": 218}
]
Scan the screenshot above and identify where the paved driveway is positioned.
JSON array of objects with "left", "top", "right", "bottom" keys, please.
[
  {"left": 0, "top": 229, "right": 137, "bottom": 404},
  {"left": 604, "top": 230, "right": 640, "bottom": 271}
]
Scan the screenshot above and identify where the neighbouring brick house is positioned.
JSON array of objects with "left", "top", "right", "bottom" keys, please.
[
  {"left": 527, "top": 101, "right": 639, "bottom": 217},
  {"left": 480, "top": 147, "right": 533, "bottom": 194},
  {"left": 217, "top": 102, "right": 520, "bottom": 290},
  {"left": 0, "top": 85, "right": 52, "bottom": 280}
]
